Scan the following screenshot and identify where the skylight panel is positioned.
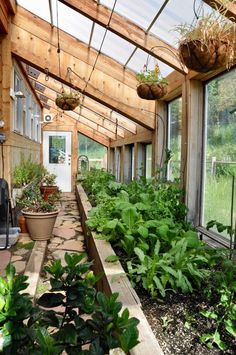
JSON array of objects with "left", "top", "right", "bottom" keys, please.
[
  {"left": 127, "top": 48, "right": 173, "bottom": 77},
  {"left": 91, "top": 24, "right": 136, "bottom": 65},
  {"left": 100, "top": 0, "right": 165, "bottom": 29}
]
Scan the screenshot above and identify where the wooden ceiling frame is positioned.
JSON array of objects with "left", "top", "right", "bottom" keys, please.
[
  {"left": 43, "top": 106, "right": 110, "bottom": 147},
  {"left": 11, "top": 6, "right": 156, "bottom": 130},
  {"left": 28, "top": 72, "right": 134, "bottom": 136},
  {"left": 203, "top": 0, "right": 236, "bottom": 22},
  {"left": 59, "top": 0, "right": 187, "bottom": 74},
  {"left": 35, "top": 88, "right": 124, "bottom": 140}
]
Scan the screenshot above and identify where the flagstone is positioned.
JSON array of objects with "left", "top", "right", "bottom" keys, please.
[
  {"left": 59, "top": 240, "right": 84, "bottom": 252},
  {"left": 14, "top": 248, "right": 29, "bottom": 256},
  {"left": 11, "top": 255, "right": 23, "bottom": 262},
  {"left": 13, "top": 260, "right": 26, "bottom": 274},
  {"left": 50, "top": 237, "right": 63, "bottom": 244},
  {"left": 53, "top": 227, "right": 76, "bottom": 238}
]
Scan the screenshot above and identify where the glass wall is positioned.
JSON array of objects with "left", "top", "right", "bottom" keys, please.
[
  {"left": 167, "top": 97, "right": 182, "bottom": 181},
  {"left": 78, "top": 133, "right": 107, "bottom": 171},
  {"left": 202, "top": 68, "right": 236, "bottom": 235}
]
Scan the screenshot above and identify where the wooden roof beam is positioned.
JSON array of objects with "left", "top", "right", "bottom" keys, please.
[
  {"left": 59, "top": 0, "right": 187, "bottom": 74},
  {"left": 41, "top": 95, "right": 120, "bottom": 140},
  {"left": 203, "top": 0, "right": 236, "bottom": 22},
  {"left": 29, "top": 74, "right": 127, "bottom": 137},
  {"left": 11, "top": 8, "right": 155, "bottom": 130},
  {"left": 44, "top": 107, "right": 110, "bottom": 147}
]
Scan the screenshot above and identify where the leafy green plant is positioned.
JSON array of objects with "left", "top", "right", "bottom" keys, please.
[
  {"left": 18, "top": 183, "right": 60, "bottom": 213},
  {"left": 136, "top": 64, "right": 168, "bottom": 85},
  {"left": 200, "top": 259, "right": 236, "bottom": 350},
  {"left": 0, "top": 254, "right": 140, "bottom": 354},
  {"left": 12, "top": 157, "right": 46, "bottom": 188},
  {"left": 41, "top": 173, "right": 57, "bottom": 186}
]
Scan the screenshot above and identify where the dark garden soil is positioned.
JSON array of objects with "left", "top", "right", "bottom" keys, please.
[
  {"left": 115, "top": 248, "right": 236, "bottom": 355},
  {"left": 137, "top": 287, "right": 235, "bottom": 355}
]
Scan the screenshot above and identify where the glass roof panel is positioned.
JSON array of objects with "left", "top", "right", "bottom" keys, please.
[
  {"left": 127, "top": 48, "right": 173, "bottom": 77},
  {"left": 151, "top": 0, "right": 214, "bottom": 47},
  {"left": 91, "top": 24, "right": 136, "bottom": 65},
  {"left": 17, "top": 0, "right": 93, "bottom": 45},
  {"left": 99, "top": 0, "right": 165, "bottom": 29},
  {"left": 53, "top": 1, "right": 93, "bottom": 44},
  {"left": 17, "top": 0, "right": 51, "bottom": 22}
]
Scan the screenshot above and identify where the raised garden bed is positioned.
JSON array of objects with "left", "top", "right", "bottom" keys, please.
[
  {"left": 76, "top": 183, "right": 236, "bottom": 355},
  {"left": 76, "top": 183, "right": 163, "bottom": 355}
]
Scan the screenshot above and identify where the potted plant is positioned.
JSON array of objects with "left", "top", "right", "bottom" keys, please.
[
  {"left": 40, "top": 172, "right": 59, "bottom": 201},
  {"left": 136, "top": 64, "right": 168, "bottom": 100},
  {"left": 55, "top": 90, "right": 80, "bottom": 111},
  {"left": 19, "top": 184, "right": 60, "bottom": 241},
  {"left": 175, "top": 4, "right": 235, "bottom": 73}
]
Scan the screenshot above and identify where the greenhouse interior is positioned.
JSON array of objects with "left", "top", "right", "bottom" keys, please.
[{"left": 0, "top": 0, "right": 235, "bottom": 354}]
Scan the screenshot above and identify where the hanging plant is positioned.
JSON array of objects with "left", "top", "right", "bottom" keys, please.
[
  {"left": 136, "top": 64, "right": 168, "bottom": 100},
  {"left": 55, "top": 91, "right": 80, "bottom": 111},
  {"left": 175, "top": 4, "right": 235, "bottom": 73}
]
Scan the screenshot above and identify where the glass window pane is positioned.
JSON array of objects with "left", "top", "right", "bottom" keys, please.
[
  {"left": 167, "top": 97, "right": 182, "bottom": 181},
  {"left": 49, "top": 136, "right": 66, "bottom": 164},
  {"left": 78, "top": 133, "right": 107, "bottom": 170},
  {"left": 145, "top": 144, "right": 152, "bottom": 178},
  {"left": 202, "top": 69, "right": 236, "bottom": 235}
]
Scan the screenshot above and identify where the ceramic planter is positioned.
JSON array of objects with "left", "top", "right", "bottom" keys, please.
[{"left": 22, "top": 209, "right": 59, "bottom": 241}]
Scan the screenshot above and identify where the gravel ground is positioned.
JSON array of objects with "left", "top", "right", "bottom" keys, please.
[{"left": 137, "top": 287, "right": 236, "bottom": 355}]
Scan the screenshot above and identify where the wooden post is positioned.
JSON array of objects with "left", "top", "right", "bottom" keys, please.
[{"left": 184, "top": 79, "right": 204, "bottom": 225}]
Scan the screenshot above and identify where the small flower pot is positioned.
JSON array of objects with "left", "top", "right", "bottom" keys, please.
[
  {"left": 179, "top": 39, "right": 234, "bottom": 73},
  {"left": 22, "top": 209, "right": 59, "bottom": 241},
  {"left": 137, "top": 83, "right": 167, "bottom": 100},
  {"left": 40, "top": 185, "right": 59, "bottom": 201}
]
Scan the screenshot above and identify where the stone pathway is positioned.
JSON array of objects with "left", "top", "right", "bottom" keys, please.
[{"left": 0, "top": 192, "right": 85, "bottom": 292}]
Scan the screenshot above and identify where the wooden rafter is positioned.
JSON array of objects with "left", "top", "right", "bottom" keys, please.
[
  {"left": 44, "top": 107, "right": 110, "bottom": 147},
  {"left": 203, "top": 0, "right": 236, "bottom": 21},
  {"left": 28, "top": 69, "right": 138, "bottom": 135},
  {"left": 59, "top": 0, "right": 187, "bottom": 74},
  {"left": 28, "top": 72, "right": 132, "bottom": 136},
  {"left": 35, "top": 89, "right": 123, "bottom": 140},
  {"left": 12, "top": 6, "right": 156, "bottom": 130}
]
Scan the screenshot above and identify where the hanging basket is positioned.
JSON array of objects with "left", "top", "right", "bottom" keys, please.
[
  {"left": 55, "top": 92, "right": 80, "bottom": 111},
  {"left": 137, "top": 82, "right": 168, "bottom": 100},
  {"left": 179, "top": 38, "right": 234, "bottom": 73}
]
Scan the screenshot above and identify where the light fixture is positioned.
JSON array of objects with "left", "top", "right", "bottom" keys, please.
[
  {"left": 0, "top": 120, "right": 4, "bottom": 128},
  {"left": 15, "top": 91, "right": 25, "bottom": 98}
]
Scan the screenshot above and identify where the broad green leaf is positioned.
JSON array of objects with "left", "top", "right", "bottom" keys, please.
[
  {"left": 137, "top": 226, "right": 148, "bottom": 238},
  {"left": 118, "top": 326, "right": 139, "bottom": 353},
  {"left": 134, "top": 247, "right": 145, "bottom": 262},
  {"left": 184, "top": 230, "right": 200, "bottom": 248},
  {"left": 153, "top": 276, "right": 165, "bottom": 297},
  {"left": 37, "top": 293, "right": 65, "bottom": 308},
  {"left": 105, "top": 255, "right": 119, "bottom": 263},
  {"left": 121, "top": 207, "right": 138, "bottom": 229},
  {"left": 224, "top": 319, "right": 236, "bottom": 338}
]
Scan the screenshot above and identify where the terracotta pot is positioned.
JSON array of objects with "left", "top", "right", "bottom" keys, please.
[
  {"left": 17, "top": 214, "right": 29, "bottom": 233},
  {"left": 137, "top": 83, "right": 167, "bottom": 100},
  {"left": 22, "top": 209, "right": 59, "bottom": 241},
  {"left": 179, "top": 39, "right": 234, "bottom": 73},
  {"left": 40, "top": 185, "right": 59, "bottom": 201}
]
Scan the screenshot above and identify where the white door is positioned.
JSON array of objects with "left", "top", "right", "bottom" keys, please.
[{"left": 43, "top": 131, "right": 72, "bottom": 192}]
